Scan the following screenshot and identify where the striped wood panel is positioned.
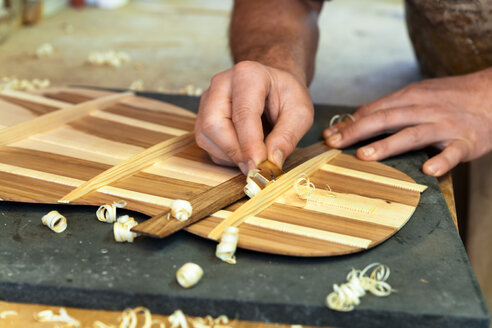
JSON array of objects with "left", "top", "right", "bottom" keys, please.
[{"left": 0, "top": 88, "right": 424, "bottom": 257}]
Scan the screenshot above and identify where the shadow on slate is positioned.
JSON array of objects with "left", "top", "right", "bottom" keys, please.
[{"left": 0, "top": 89, "right": 489, "bottom": 328}]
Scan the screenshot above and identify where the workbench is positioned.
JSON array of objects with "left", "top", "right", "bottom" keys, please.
[{"left": 0, "top": 92, "right": 489, "bottom": 328}]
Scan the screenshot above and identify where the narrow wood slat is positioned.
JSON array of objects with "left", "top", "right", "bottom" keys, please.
[
  {"left": 207, "top": 149, "right": 341, "bottom": 240},
  {"left": 0, "top": 89, "right": 70, "bottom": 108},
  {"left": 321, "top": 163, "right": 427, "bottom": 192},
  {"left": 0, "top": 162, "right": 173, "bottom": 208},
  {"left": 58, "top": 132, "right": 196, "bottom": 203},
  {"left": 0, "top": 92, "right": 133, "bottom": 146},
  {"left": 132, "top": 142, "right": 333, "bottom": 238},
  {"left": 212, "top": 210, "right": 372, "bottom": 249}
]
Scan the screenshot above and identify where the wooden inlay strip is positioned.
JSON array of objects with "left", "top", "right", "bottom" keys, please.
[
  {"left": 0, "top": 90, "right": 70, "bottom": 108},
  {"left": 91, "top": 111, "right": 188, "bottom": 136},
  {"left": 0, "top": 92, "right": 133, "bottom": 146},
  {"left": 0, "top": 162, "right": 173, "bottom": 207},
  {"left": 276, "top": 190, "right": 416, "bottom": 228},
  {"left": 321, "top": 164, "right": 427, "bottom": 192},
  {"left": 59, "top": 132, "right": 196, "bottom": 203},
  {"left": 207, "top": 149, "right": 341, "bottom": 239},
  {"left": 212, "top": 210, "right": 371, "bottom": 249}
]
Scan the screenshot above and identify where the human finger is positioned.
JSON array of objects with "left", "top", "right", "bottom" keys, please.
[
  {"left": 265, "top": 106, "right": 314, "bottom": 168},
  {"left": 422, "top": 140, "right": 470, "bottom": 176},
  {"left": 196, "top": 70, "right": 246, "bottom": 170},
  {"left": 326, "top": 105, "right": 430, "bottom": 149},
  {"left": 231, "top": 61, "right": 270, "bottom": 168},
  {"left": 354, "top": 123, "right": 449, "bottom": 161}
]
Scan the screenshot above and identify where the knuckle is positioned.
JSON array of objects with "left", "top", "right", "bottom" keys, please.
[
  {"left": 232, "top": 106, "right": 254, "bottom": 124},
  {"left": 234, "top": 60, "right": 260, "bottom": 74},
  {"left": 194, "top": 133, "right": 209, "bottom": 150},
  {"left": 209, "top": 72, "right": 227, "bottom": 87}
]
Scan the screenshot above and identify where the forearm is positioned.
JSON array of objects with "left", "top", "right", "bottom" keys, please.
[{"left": 229, "top": 0, "right": 323, "bottom": 85}]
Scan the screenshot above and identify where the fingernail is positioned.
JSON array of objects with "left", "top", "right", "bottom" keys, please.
[
  {"left": 247, "top": 159, "right": 257, "bottom": 171},
  {"left": 238, "top": 162, "right": 248, "bottom": 175},
  {"left": 328, "top": 133, "right": 342, "bottom": 146},
  {"left": 427, "top": 163, "right": 440, "bottom": 176},
  {"left": 271, "top": 149, "right": 284, "bottom": 168},
  {"left": 361, "top": 147, "right": 375, "bottom": 158},
  {"left": 325, "top": 127, "right": 338, "bottom": 138}
]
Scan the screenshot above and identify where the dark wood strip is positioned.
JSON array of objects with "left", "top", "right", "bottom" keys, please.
[
  {"left": 69, "top": 116, "right": 174, "bottom": 148},
  {"left": 174, "top": 144, "right": 217, "bottom": 166},
  {"left": 0, "top": 95, "right": 58, "bottom": 115},
  {"left": 0, "top": 172, "right": 72, "bottom": 203},
  {"left": 186, "top": 216, "right": 359, "bottom": 256},
  {"left": 0, "top": 146, "right": 111, "bottom": 181},
  {"left": 46, "top": 92, "right": 195, "bottom": 131},
  {"left": 110, "top": 172, "right": 210, "bottom": 200},
  {"left": 311, "top": 170, "right": 420, "bottom": 207},
  {"left": 330, "top": 153, "right": 415, "bottom": 182},
  {"left": 259, "top": 203, "right": 396, "bottom": 242}
]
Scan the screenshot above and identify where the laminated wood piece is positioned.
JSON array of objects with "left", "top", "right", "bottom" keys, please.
[
  {"left": 59, "top": 132, "right": 196, "bottom": 203},
  {"left": 0, "top": 91, "right": 133, "bottom": 145},
  {"left": 0, "top": 87, "right": 427, "bottom": 257}
]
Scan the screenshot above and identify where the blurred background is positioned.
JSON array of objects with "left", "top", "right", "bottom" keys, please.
[{"left": 0, "top": 0, "right": 420, "bottom": 104}]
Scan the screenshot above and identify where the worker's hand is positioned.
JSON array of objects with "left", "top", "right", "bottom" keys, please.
[
  {"left": 324, "top": 67, "right": 492, "bottom": 176},
  {"left": 195, "top": 61, "right": 314, "bottom": 174}
]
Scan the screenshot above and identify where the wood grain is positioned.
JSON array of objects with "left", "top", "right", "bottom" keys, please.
[
  {"left": 207, "top": 150, "right": 341, "bottom": 240},
  {"left": 0, "top": 88, "right": 426, "bottom": 257},
  {"left": 59, "top": 132, "right": 195, "bottom": 203},
  {"left": 0, "top": 92, "right": 133, "bottom": 146},
  {"left": 132, "top": 142, "right": 335, "bottom": 238}
]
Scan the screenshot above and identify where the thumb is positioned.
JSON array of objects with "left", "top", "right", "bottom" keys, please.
[{"left": 264, "top": 108, "right": 314, "bottom": 168}]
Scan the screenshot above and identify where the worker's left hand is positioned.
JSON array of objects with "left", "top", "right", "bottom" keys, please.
[{"left": 323, "top": 67, "right": 492, "bottom": 176}]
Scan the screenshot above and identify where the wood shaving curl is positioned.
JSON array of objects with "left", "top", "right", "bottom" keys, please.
[
  {"left": 34, "top": 308, "right": 80, "bottom": 327},
  {"left": 129, "top": 80, "right": 144, "bottom": 91},
  {"left": 243, "top": 169, "right": 261, "bottom": 198},
  {"left": 113, "top": 215, "right": 139, "bottom": 243},
  {"left": 215, "top": 226, "right": 239, "bottom": 264},
  {"left": 293, "top": 175, "right": 315, "bottom": 200},
  {"left": 96, "top": 200, "right": 127, "bottom": 223},
  {"left": 329, "top": 113, "right": 355, "bottom": 127},
  {"left": 176, "top": 262, "right": 203, "bottom": 288},
  {"left": 171, "top": 200, "right": 192, "bottom": 222},
  {"left": 326, "top": 263, "right": 393, "bottom": 312},
  {"left": 42, "top": 210, "right": 67, "bottom": 233}
]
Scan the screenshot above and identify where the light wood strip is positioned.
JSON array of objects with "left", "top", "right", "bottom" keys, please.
[
  {"left": 0, "top": 99, "right": 38, "bottom": 128},
  {"left": 276, "top": 190, "right": 416, "bottom": 228},
  {"left": 59, "top": 132, "right": 195, "bottom": 203},
  {"left": 91, "top": 111, "right": 188, "bottom": 136},
  {"left": 207, "top": 149, "right": 341, "bottom": 239},
  {"left": 0, "top": 162, "right": 173, "bottom": 207},
  {"left": 0, "top": 89, "right": 70, "bottom": 108},
  {"left": 321, "top": 163, "right": 427, "bottom": 192},
  {"left": 212, "top": 210, "right": 371, "bottom": 249},
  {"left": 69, "top": 116, "right": 175, "bottom": 148},
  {"left": 0, "top": 92, "right": 133, "bottom": 146}
]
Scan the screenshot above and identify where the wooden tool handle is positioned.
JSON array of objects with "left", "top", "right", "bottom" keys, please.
[{"left": 132, "top": 141, "right": 331, "bottom": 238}]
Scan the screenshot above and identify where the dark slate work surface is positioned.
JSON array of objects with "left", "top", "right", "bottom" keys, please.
[{"left": 0, "top": 91, "right": 489, "bottom": 328}]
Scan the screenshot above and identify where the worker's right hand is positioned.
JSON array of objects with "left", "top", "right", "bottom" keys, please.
[{"left": 195, "top": 61, "right": 314, "bottom": 175}]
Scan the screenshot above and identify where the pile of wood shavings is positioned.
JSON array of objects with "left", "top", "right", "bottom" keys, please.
[
  {"left": 0, "top": 311, "right": 18, "bottom": 319},
  {"left": 34, "top": 308, "right": 80, "bottom": 327},
  {"left": 88, "top": 51, "right": 131, "bottom": 67},
  {"left": 0, "top": 77, "right": 50, "bottom": 91},
  {"left": 326, "top": 263, "right": 393, "bottom": 312},
  {"left": 36, "top": 43, "right": 54, "bottom": 58}
]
